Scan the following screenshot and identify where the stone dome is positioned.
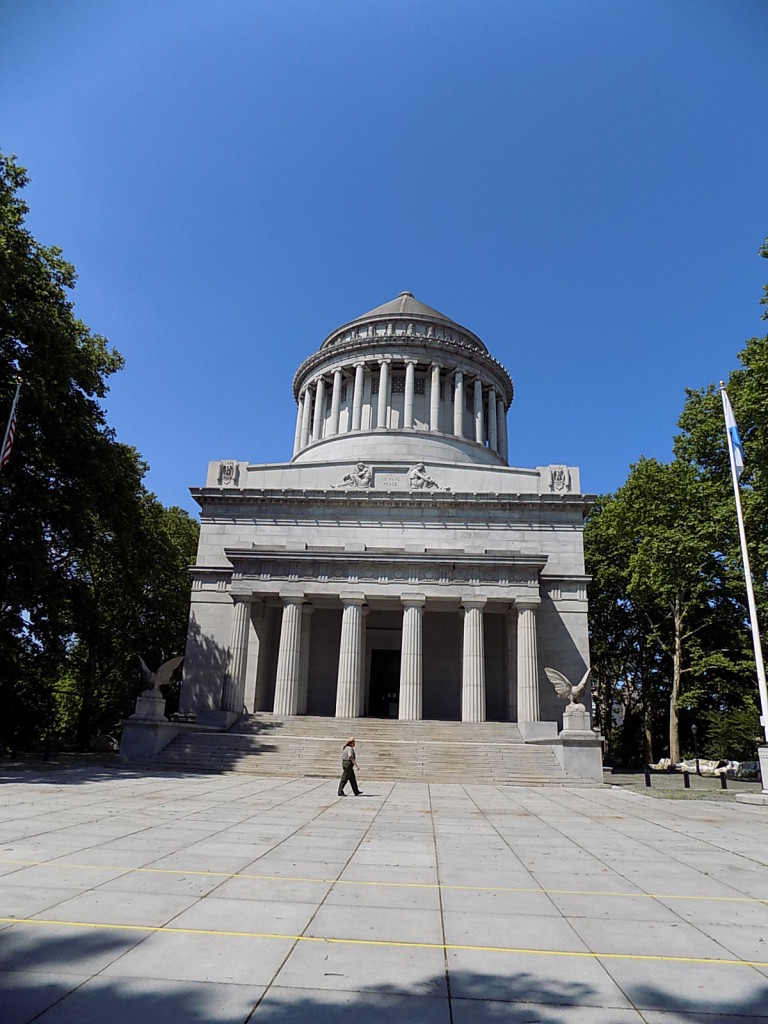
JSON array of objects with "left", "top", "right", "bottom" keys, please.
[{"left": 290, "top": 293, "right": 513, "bottom": 467}]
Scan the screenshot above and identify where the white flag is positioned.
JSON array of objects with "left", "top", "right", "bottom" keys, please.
[{"left": 722, "top": 387, "right": 745, "bottom": 479}]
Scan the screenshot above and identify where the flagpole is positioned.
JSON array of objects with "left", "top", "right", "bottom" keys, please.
[
  {"left": 0, "top": 378, "right": 21, "bottom": 471},
  {"left": 720, "top": 382, "right": 768, "bottom": 744}
]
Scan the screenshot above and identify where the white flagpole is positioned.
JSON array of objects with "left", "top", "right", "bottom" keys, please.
[
  {"left": 720, "top": 382, "right": 768, "bottom": 743},
  {"left": 0, "top": 378, "right": 21, "bottom": 471}
]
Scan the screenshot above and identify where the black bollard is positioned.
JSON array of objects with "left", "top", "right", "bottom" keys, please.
[
  {"left": 683, "top": 771, "right": 691, "bottom": 789},
  {"left": 645, "top": 767, "right": 651, "bottom": 788},
  {"left": 720, "top": 773, "right": 728, "bottom": 790}
]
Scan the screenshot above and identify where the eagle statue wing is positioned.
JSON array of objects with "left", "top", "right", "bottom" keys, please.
[
  {"left": 572, "top": 668, "right": 591, "bottom": 701},
  {"left": 544, "top": 667, "right": 572, "bottom": 700},
  {"left": 154, "top": 656, "right": 184, "bottom": 686},
  {"left": 137, "top": 655, "right": 154, "bottom": 685}
]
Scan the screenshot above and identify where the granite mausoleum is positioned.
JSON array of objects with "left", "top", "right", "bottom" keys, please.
[{"left": 172, "top": 292, "right": 597, "bottom": 762}]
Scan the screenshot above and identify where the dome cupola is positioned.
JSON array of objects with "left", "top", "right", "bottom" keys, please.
[{"left": 291, "top": 293, "right": 513, "bottom": 467}]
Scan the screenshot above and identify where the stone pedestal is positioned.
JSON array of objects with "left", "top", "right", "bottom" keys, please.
[
  {"left": 759, "top": 745, "right": 768, "bottom": 793},
  {"left": 562, "top": 707, "right": 591, "bottom": 731},
  {"left": 130, "top": 690, "right": 166, "bottom": 721}
]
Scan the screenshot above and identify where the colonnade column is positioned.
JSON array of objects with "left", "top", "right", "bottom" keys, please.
[
  {"left": 474, "top": 377, "right": 484, "bottom": 444},
  {"left": 377, "top": 359, "right": 391, "bottom": 429},
  {"left": 299, "top": 386, "right": 313, "bottom": 449},
  {"left": 312, "top": 376, "right": 326, "bottom": 441},
  {"left": 497, "top": 402, "right": 509, "bottom": 462},
  {"left": 453, "top": 370, "right": 464, "bottom": 437},
  {"left": 430, "top": 363, "right": 441, "bottom": 432},
  {"left": 336, "top": 593, "right": 365, "bottom": 717},
  {"left": 293, "top": 394, "right": 304, "bottom": 455},
  {"left": 516, "top": 597, "right": 541, "bottom": 723},
  {"left": 399, "top": 595, "right": 425, "bottom": 720},
  {"left": 488, "top": 387, "right": 498, "bottom": 452},
  {"left": 328, "top": 369, "right": 343, "bottom": 436},
  {"left": 297, "top": 602, "right": 314, "bottom": 715},
  {"left": 404, "top": 359, "right": 416, "bottom": 429},
  {"left": 273, "top": 595, "right": 304, "bottom": 716},
  {"left": 351, "top": 362, "right": 365, "bottom": 431},
  {"left": 221, "top": 594, "right": 251, "bottom": 713},
  {"left": 461, "top": 597, "right": 487, "bottom": 722}
]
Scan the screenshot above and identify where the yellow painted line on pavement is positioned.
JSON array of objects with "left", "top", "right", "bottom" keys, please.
[
  {"left": 1, "top": 857, "right": 767, "bottom": 906},
  {"left": 0, "top": 916, "right": 766, "bottom": 969}
]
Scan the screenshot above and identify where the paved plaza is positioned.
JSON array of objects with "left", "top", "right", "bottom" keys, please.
[{"left": 1, "top": 765, "right": 767, "bottom": 1023}]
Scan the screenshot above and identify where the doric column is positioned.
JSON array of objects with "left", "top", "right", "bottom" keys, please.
[
  {"left": 377, "top": 359, "right": 391, "bottom": 429},
  {"left": 404, "top": 359, "right": 416, "bottom": 429},
  {"left": 474, "top": 377, "right": 484, "bottom": 444},
  {"left": 399, "top": 595, "right": 425, "bottom": 720},
  {"left": 297, "top": 602, "right": 314, "bottom": 715},
  {"left": 336, "top": 593, "right": 365, "bottom": 717},
  {"left": 273, "top": 595, "right": 304, "bottom": 716},
  {"left": 221, "top": 595, "right": 251, "bottom": 713},
  {"left": 293, "top": 393, "right": 304, "bottom": 455},
  {"left": 516, "top": 597, "right": 541, "bottom": 723},
  {"left": 488, "top": 387, "right": 498, "bottom": 452},
  {"left": 497, "top": 401, "right": 508, "bottom": 462},
  {"left": 453, "top": 370, "right": 464, "bottom": 437},
  {"left": 351, "top": 362, "right": 365, "bottom": 431},
  {"left": 461, "top": 598, "right": 487, "bottom": 722},
  {"left": 300, "top": 386, "right": 313, "bottom": 449},
  {"left": 329, "top": 368, "right": 343, "bottom": 436},
  {"left": 505, "top": 605, "right": 516, "bottom": 721},
  {"left": 312, "top": 376, "right": 326, "bottom": 441},
  {"left": 430, "top": 363, "right": 441, "bottom": 432}
]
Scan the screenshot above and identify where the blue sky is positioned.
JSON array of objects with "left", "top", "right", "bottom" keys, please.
[{"left": 2, "top": 0, "right": 767, "bottom": 515}]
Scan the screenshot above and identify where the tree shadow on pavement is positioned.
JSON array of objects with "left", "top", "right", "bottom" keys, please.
[{"left": 2, "top": 925, "right": 768, "bottom": 1024}]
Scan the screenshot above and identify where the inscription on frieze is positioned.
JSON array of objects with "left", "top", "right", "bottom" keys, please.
[{"left": 374, "top": 469, "right": 408, "bottom": 490}]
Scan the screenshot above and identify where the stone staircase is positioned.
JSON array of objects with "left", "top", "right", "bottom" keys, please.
[{"left": 154, "top": 714, "right": 586, "bottom": 785}]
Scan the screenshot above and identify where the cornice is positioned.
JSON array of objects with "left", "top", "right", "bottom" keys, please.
[
  {"left": 292, "top": 334, "right": 514, "bottom": 404},
  {"left": 191, "top": 487, "right": 596, "bottom": 516}
]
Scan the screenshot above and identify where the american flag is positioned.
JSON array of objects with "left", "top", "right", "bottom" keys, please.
[{"left": 1, "top": 380, "right": 21, "bottom": 471}]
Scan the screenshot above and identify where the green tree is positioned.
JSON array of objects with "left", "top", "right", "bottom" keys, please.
[{"left": 0, "top": 151, "right": 198, "bottom": 752}]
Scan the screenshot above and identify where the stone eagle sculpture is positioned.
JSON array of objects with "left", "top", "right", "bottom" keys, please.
[
  {"left": 137, "top": 655, "right": 184, "bottom": 693},
  {"left": 544, "top": 667, "right": 590, "bottom": 710}
]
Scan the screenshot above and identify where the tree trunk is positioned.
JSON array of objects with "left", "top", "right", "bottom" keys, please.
[{"left": 668, "top": 596, "right": 684, "bottom": 764}]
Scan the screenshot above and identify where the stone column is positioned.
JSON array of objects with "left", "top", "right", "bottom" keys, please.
[
  {"left": 516, "top": 597, "right": 541, "bottom": 723},
  {"left": 336, "top": 594, "right": 365, "bottom": 717},
  {"left": 404, "top": 359, "right": 416, "bottom": 429},
  {"left": 359, "top": 604, "right": 369, "bottom": 714},
  {"left": 497, "top": 401, "right": 509, "bottom": 462},
  {"left": 474, "top": 377, "right": 484, "bottom": 444},
  {"left": 461, "top": 598, "right": 487, "bottom": 722},
  {"left": 221, "top": 595, "right": 251, "bottom": 713},
  {"left": 273, "top": 595, "right": 304, "bottom": 716},
  {"left": 377, "top": 359, "right": 391, "bottom": 429},
  {"left": 488, "top": 387, "right": 498, "bottom": 452},
  {"left": 329, "top": 368, "right": 343, "bottom": 436},
  {"left": 293, "top": 394, "right": 304, "bottom": 455},
  {"left": 300, "top": 386, "right": 313, "bottom": 449},
  {"left": 312, "top": 376, "right": 326, "bottom": 441},
  {"left": 399, "top": 595, "right": 425, "bottom": 720},
  {"left": 505, "top": 605, "right": 516, "bottom": 721},
  {"left": 297, "top": 602, "right": 314, "bottom": 715},
  {"left": 430, "top": 363, "right": 441, "bottom": 432},
  {"left": 453, "top": 370, "right": 464, "bottom": 438},
  {"left": 351, "top": 362, "right": 365, "bottom": 431}
]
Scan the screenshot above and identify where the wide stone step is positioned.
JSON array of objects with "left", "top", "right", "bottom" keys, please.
[{"left": 152, "top": 713, "right": 583, "bottom": 784}]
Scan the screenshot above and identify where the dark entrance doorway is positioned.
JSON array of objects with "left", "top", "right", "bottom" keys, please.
[{"left": 368, "top": 649, "right": 401, "bottom": 717}]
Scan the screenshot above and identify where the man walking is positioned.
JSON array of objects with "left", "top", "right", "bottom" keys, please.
[{"left": 338, "top": 737, "right": 362, "bottom": 796}]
